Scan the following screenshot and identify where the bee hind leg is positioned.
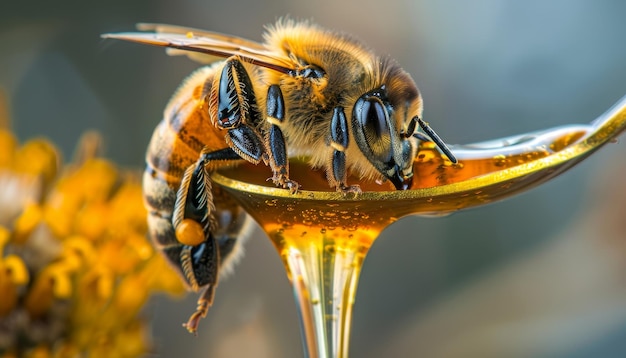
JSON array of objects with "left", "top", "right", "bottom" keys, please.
[
  {"left": 173, "top": 147, "right": 241, "bottom": 249},
  {"left": 183, "top": 284, "right": 216, "bottom": 335},
  {"left": 328, "top": 106, "right": 361, "bottom": 195},
  {"left": 173, "top": 147, "right": 241, "bottom": 334},
  {"left": 265, "top": 84, "right": 299, "bottom": 193}
]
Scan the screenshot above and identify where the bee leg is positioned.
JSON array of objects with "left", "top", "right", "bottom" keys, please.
[
  {"left": 265, "top": 84, "right": 299, "bottom": 193},
  {"left": 211, "top": 58, "right": 269, "bottom": 167},
  {"left": 328, "top": 106, "right": 361, "bottom": 194},
  {"left": 213, "top": 58, "right": 298, "bottom": 191},
  {"left": 172, "top": 147, "right": 241, "bottom": 334},
  {"left": 183, "top": 284, "right": 215, "bottom": 335},
  {"left": 172, "top": 147, "right": 241, "bottom": 250},
  {"left": 224, "top": 125, "right": 266, "bottom": 165}
]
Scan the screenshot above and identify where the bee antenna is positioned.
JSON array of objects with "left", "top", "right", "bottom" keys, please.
[{"left": 414, "top": 116, "right": 458, "bottom": 163}]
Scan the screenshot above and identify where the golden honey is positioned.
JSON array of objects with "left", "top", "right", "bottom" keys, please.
[{"left": 212, "top": 96, "right": 626, "bottom": 358}]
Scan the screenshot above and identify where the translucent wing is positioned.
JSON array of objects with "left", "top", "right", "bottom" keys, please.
[
  {"left": 136, "top": 23, "right": 268, "bottom": 51},
  {"left": 102, "top": 25, "right": 296, "bottom": 74}
]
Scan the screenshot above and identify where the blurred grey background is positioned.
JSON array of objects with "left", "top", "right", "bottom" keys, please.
[{"left": 2, "top": 1, "right": 626, "bottom": 357}]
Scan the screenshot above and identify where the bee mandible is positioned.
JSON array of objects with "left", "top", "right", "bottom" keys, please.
[{"left": 103, "top": 20, "right": 456, "bottom": 334}]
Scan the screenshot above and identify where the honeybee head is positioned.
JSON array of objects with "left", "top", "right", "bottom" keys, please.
[{"left": 351, "top": 85, "right": 418, "bottom": 190}]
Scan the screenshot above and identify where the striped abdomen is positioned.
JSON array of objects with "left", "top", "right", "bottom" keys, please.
[{"left": 142, "top": 65, "right": 250, "bottom": 288}]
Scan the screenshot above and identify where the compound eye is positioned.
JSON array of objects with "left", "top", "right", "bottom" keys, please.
[{"left": 353, "top": 95, "right": 393, "bottom": 164}]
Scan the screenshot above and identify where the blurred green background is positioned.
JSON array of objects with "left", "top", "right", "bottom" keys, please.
[{"left": 2, "top": 1, "right": 626, "bottom": 357}]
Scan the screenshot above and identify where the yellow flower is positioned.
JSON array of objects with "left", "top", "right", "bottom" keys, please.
[{"left": 0, "top": 96, "right": 184, "bottom": 357}]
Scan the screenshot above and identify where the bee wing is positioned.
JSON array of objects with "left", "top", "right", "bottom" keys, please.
[
  {"left": 136, "top": 23, "right": 268, "bottom": 51},
  {"left": 102, "top": 27, "right": 296, "bottom": 74}
]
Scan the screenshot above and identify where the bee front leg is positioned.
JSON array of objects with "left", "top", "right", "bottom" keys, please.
[
  {"left": 328, "top": 106, "right": 361, "bottom": 194},
  {"left": 265, "top": 84, "right": 299, "bottom": 193}
]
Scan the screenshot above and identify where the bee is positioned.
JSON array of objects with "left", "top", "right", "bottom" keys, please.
[{"left": 103, "top": 20, "right": 456, "bottom": 334}]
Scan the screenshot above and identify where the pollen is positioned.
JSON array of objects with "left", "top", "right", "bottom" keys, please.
[
  {"left": 0, "top": 95, "right": 184, "bottom": 357},
  {"left": 176, "top": 218, "right": 206, "bottom": 246}
]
